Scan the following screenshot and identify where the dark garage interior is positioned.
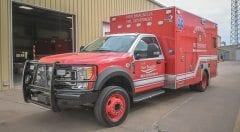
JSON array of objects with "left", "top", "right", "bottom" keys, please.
[{"left": 12, "top": 2, "right": 74, "bottom": 86}]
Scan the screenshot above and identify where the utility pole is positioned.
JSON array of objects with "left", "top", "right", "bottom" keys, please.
[{"left": 230, "top": 0, "right": 240, "bottom": 45}]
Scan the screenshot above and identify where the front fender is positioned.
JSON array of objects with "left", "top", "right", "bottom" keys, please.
[{"left": 94, "top": 67, "right": 134, "bottom": 93}]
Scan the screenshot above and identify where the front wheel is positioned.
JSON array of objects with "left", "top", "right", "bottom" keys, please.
[{"left": 94, "top": 86, "right": 130, "bottom": 127}]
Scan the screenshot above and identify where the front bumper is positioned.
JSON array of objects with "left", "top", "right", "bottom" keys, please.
[
  {"left": 22, "top": 61, "right": 98, "bottom": 111},
  {"left": 55, "top": 89, "right": 98, "bottom": 107}
]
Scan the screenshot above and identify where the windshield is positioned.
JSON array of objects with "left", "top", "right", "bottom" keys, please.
[{"left": 82, "top": 35, "right": 137, "bottom": 52}]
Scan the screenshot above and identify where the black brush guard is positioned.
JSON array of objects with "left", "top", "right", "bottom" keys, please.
[{"left": 22, "top": 61, "right": 98, "bottom": 111}]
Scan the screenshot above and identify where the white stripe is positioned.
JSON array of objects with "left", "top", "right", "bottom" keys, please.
[
  {"left": 166, "top": 55, "right": 217, "bottom": 82},
  {"left": 176, "top": 71, "right": 194, "bottom": 76},
  {"left": 134, "top": 55, "right": 217, "bottom": 87},
  {"left": 135, "top": 81, "right": 164, "bottom": 88},
  {"left": 134, "top": 76, "right": 165, "bottom": 87},
  {"left": 134, "top": 75, "right": 164, "bottom": 81},
  {"left": 176, "top": 72, "right": 194, "bottom": 80},
  {"left": 176, "top": 55, "right": 217, "bottom": 81}
]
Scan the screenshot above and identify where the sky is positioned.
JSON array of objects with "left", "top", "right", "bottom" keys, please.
[{"left": 157, "top": 0, "right": 231, "bottom": 44}]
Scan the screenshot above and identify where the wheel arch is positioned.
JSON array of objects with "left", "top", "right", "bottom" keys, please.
[
  {"left": 203, "top": 68, "right": 210, "bottom": 86},
  {"left": 94, "top": 67, "right": 134, "bottom": 98}
]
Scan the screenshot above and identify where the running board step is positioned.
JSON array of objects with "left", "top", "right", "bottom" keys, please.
[{"left": 133, "top": 89, "right": 165, "bottom": 102}]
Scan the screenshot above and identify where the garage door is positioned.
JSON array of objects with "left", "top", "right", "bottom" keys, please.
[
  {"left": 12, "top": 2, "right": 75, "bottom": 86},
  {"left": 236, "top": 49, "right": 240, "bottom": 61}
]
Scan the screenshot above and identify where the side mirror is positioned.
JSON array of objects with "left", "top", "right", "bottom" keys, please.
[
  {"left": 134, "top": 51, "right": 141, "bottom": 60},
  {"left": 79, "top": 46, "right": 85, "bottom": 52},
  {"left": 147, "top": 43, "right": 160, "bottom": 58},
  {"left": 134, "top": 50, "right": 147, "bottom": 60}
]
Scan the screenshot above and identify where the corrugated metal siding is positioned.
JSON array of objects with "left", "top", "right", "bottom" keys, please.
[
  {"left": 0, "top": 0, "right": 2, "bottom": 89},
  {"left": 0, "top": 0, "right": 162, "bottom": 89},
  {"left": 13, "top": 0, "right": 160, "bottom": 47},
  {"left": 0, "top": 0, "right": 11, "bottom": 90}
]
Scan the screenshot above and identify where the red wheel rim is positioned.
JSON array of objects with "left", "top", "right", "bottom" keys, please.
[
  {"left": 105, "top": 93, "right": 126, "bottom": 122},
  {"left": 202, "top": 75, "right": 207, "bottom": 89}
]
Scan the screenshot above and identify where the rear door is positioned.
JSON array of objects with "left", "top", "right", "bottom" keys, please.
[{"left": 132, "top": 35, "right": 165, "bottom": 93}]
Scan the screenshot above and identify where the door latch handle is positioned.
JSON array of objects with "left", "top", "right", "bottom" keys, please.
[{"left": 156, "top": 60, "right": 161, "bottom": 64}]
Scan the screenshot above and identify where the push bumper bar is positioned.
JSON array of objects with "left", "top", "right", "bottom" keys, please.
[{"left": 22, "top": 61, "right": 98, "bottom": 111}]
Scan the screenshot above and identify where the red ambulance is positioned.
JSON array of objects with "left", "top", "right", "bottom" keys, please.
[{"left": 22, "top": 7, "right": 218, "bottom": 127}]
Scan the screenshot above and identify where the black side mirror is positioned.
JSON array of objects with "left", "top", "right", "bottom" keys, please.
[
  {"left": 79, "top": 46, "right": 85, "bottom": 52},
  {"left": 147, "top": 43, "right": 160, "bottom": 58},
  {"left": 134, "top": 51, "right": 141, "bottom": 60},
  {"left": 134, "top": 50, "right": 147, "bottom": 60}
]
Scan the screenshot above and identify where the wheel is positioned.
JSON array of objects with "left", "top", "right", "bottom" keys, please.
[
  {"left": 195, "top": 71, "right": 209, "bottom": 92},
  {"left": 94, "top": 86, "right": 130, "bottom": 127},
  {"left": 189, "top": 71, "right": 209, "bottom": 92},
  {"left": 189, "top": 85, "right": 196, "bottom": 91}
]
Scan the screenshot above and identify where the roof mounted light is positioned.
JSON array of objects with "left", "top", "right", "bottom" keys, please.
[
  {"left": 111, "top": 17, "right": 116, "bottom": 21},
  {"left": 147, "top": 22, "right": 152, "bottom": 26},
  {"left": 136, "top": 23, "right": 141, "bottom": 27},
  {"left": 19, "top": 6, "right": 33, "bottom": 10},
  {"left": 158, "top": 21, "right": 164, "bottom": 26},
  {"left": 166, "top": 10, "right": 172, "bottom": 14},
  {"left": 126, "top": 24, "right": 131, "bottom": 28},
  {"left": 201, "top": 18, "right": 206, "bottom": 25},
  {"left": 177, "top": 10, "right": 181, "bottom": 14},
  {"left": 117, "top": 25, "right": 122, "bottom": 29}
]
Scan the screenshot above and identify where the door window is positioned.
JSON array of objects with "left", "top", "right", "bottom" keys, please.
[{"left": 134, "top": 37, "right": 161, "bottom": 59}]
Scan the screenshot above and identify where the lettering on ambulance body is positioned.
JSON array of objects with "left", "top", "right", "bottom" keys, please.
[
  {"left": 126, "top": 12, "right": 153, "bottom": 24},
  {"left": 193, "top": 43, "right": 207, "bottom": 52},
  {"left": 193, "top": 26, "right": 206, "bottom": 35},
  {"left": 140, "top": 64, "right": 158, "bottom": 78},
  {"left": 193, "top": 26, "right": 207, "bottom": 52},
  {"left": 193, "top": 43, "right": 206, "bottom": 49}
]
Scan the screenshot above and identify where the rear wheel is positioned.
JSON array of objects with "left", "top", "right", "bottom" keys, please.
[
  {"left": 190, "top": 71, "right": 209, "bottom": 92},
  {"left": 94, "top": 86, "right": 130, "bottom": 127}
]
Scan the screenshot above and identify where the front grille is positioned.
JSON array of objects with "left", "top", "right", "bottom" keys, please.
[{"left": 33, "top": 64, "right": 53, "bottom": 88}]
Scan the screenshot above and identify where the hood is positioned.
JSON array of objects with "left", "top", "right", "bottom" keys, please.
[{"left": 39, "top": 52, "right": 131, "bottom": 64}]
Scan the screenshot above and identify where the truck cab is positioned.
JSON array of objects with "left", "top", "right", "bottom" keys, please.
[{"left": 81, "top": 33, "right": 165, "bottom": 93}]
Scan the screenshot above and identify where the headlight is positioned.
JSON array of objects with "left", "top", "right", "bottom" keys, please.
[
  {"left": 73, "top": 67, "right": 93, "bottom": 80},
  {"left": 72, "top": 83, "right": 88, "bottom": 90},
  {"left": 55, "top": 65, "right": 96, "bottom": 90},
  {"left": 56, "top": 69, "right": 66, "bottom": 76},
  {"left": 73, "top": 66, "right": 96, "bottom": 90},
  {"left": 29, "top": 64, "right": 35, "bottom": 70}
]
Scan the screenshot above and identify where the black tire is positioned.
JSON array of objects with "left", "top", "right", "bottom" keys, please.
[
  {"left": 189, "top": 85, "right": 197, "bottom": 91},
  {"left": 94, "top": 86, "right": 130, "bottom": 127},
  {"left": 191, "top": 71, "right": 209, "bottom": 92}
]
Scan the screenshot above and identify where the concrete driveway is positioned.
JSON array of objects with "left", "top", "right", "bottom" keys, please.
[{"left": 0, "top": 61, "right": 240, "bottom": 132}]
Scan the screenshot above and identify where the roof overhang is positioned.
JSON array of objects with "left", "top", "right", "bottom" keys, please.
[{"left": 148, "top": 0, "right": 166, "bottom": 8}]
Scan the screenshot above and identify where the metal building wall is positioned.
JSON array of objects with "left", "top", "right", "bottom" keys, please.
[
  {"left": 0, "top": 0, "right": 162, "bottom": 90},
  {"left": 0, "top": 0, "right": 12, "bottom": 90},
  {"left": 0, "top": 0, "right": 2, "bottom": 89}
]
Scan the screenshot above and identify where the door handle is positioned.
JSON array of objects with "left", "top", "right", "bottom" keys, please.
[{"left": 156, "top": 60, "right": 161, "bottom": 64}]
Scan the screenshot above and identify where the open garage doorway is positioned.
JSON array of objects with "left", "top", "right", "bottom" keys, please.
[{"left": 12, "top": 2, "right": 75, "bottom": 86}]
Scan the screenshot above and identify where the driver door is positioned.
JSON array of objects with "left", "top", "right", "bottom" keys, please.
[{"left": 132, "top": 36, "right": 165, "bottom": 93}]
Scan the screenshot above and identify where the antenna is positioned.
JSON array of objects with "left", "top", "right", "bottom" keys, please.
[{"left": 230, "top": 0, "right": 240, "bottom": 45}]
